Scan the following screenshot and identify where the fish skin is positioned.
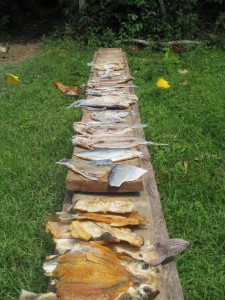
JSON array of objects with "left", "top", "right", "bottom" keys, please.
[
  {"left": 19, "top": 290, "right": 58, "bottom": 300},
  {"left": 109, "top": 164, "right": 147, "bottom": 187},
  {"left": 56, "top": 158, "right": 112, "bottom": 180},
  {"left": 74, "top": 148, "right": 144, "bottom": 162},
  {"left": 73, "top": 197, "right": 136, "bottom": 213}
]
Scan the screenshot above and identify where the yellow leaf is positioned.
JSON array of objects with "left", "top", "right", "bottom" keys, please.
[
  {"left": 156, "top": 78, "right": 170, "bottom": 89},
  {"left": 6, "top": 73, "right": 20, "bottom": 85}
]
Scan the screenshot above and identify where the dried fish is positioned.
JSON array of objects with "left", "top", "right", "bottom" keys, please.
[
  {"left": 73, "top": 211, "right": 148, "bottom": 227},
  {"left": 74, "top": 148, "right": 144, "bottom": 162},
  {"left": 96, "top": 70, "right": 123, "bottom": 79},
  {"left": 88, "top": 74, "right": 133, "bottom": 84},
  {"left": 87, "top": 61, "right": 127, "bottom": 70},
  {"left": 46, "top": 220, "right": 143, "bottom": 246},
  {"left": 19, "top": 290, "right": 58, "bottom": 300},
  {"left": 46, "top": 242, "right": 156, "bottom": 299},
  {"left": 56, "top": 159, "right": 112, "bottom": 180},
  {"left": 66, "top": 95, "right": 136, "bottom": 109},
  {"left": 71, "top": 135, "right": 168, "bottom": 149},
  {"left": 91, "top": 111, "right": 129, "bottom": 123},
  {"left": 73, "top": 122, "right": 147, "bottom": 136},
  {"left": 86, "top": 88, "right": 130, "bottom": 96},
  {"left": 73, "top": 197, "right": 136, "bottom": 213},
  {"left": 109, "top": 164, "right": 147, "bottom": 187},
  {"left": 113, "top": 238, "right": 190, "bottom": 266}
]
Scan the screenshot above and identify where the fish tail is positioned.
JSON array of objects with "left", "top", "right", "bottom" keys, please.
[
  {"left": 56, "top": 158, "right": 69, "bottom": 165},
  {"left": 152, "top": 238, "right": 190, "bottom": 266},
  {"left": 144, "top": 141, "right": 169, "bottom": 146},
  {"left": 66, "top": 99, "right": 84, "bottom": 109}
]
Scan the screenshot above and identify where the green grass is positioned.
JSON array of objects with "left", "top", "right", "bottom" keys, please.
[{"left": 0, "top": 39, "right": 224, "bottom": 299}]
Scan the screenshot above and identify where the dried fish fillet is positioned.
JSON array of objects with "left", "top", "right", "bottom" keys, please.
[
  {"left": 88, "top": 75, "right": 133, "bottom": 84},
  {"left": 67, "top": 95, "right": 136, "bottom": 109},
  {"left": 53, "top": 242, "right": 155, "bottom": 300},
  {"left": 86, "top": 88, "right": 130, "bottom": 96},
  {"left": 73, "top": 122, "right": 147, "bottom": 136},
  {"left": 109, "top": 164, "right": 147, "bottom": 187},
  {"left": 19, "top": 290, "right": 58, "bottom": 300},
  {"left": 56, "top": 159, "right": 112, "bottom": 180},
  {"left": 87, "top": 62, "right": 127, "bottom": 70},
  {"left": 69, "top": 220, "right": 143, "bottom": 246},
  {"left": 73, "top": 197, "right": 136, "bottom": 213},
  {"left": 74, "top": 211, "right": 148, "bottom": 227},
  {"left": 74, "top": 148, "right": 144, "bottom": 162},
  {"left": 71, "top": 135, "right": 168, "bottom": 149},
  {"left": 46, "top": 221, "right": 71, "bottom": 239},
  {"left": 113, "top": 238, "right": 190, "bottom": 266},
  {"left": 91, "top": 111, "right": 129, "bottom": 123}
]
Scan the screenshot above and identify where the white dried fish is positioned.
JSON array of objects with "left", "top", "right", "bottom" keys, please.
[
  {"left": 66, "top": 95, "right": 136, "bottom": 109},
  {"left": 73, "top": 197, "right": 136, "bottom": 213},
  {"left": 73, "top": 122, "right": 147, "bottom": 136},
  {"left": 56, "top": 159, "right": 112, "bottom": 180},
  {"left": 87, "top": 62, "right": 127, "bottom": 71},
  {"left": 109, "top": 164, "right": 147, "bottom": 187},
  {"left": 88, "top": 75, "right": 133, "bottom": 84},
  {"left": 86, "top": 88, "right": 130, "bottom": 96},
  {"left": 71, "top": 135, "right": 168, "bottom": 149},
  {"left": 74, "top": 148, "right": 144, "bottom": 162},
  {"left": 91, "top": 110, "right": 129, "bottom": 123}
]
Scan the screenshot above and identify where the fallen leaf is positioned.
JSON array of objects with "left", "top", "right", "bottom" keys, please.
[
  {"left": 156, "top": 78, "right": 170, "bottom": 89},
  {"left": 184, "top": 161, "right": 188, "bottom": 174},
  {"left": 178, "top": 69, "right": 188, "bottom": 75},
  {"left": 6, "top": 73, "right": 20, "bottom": 85}
]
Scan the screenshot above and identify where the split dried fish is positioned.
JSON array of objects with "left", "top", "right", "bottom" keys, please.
[
  {"left": 73, "top": 197, "right": 136, "bottom": 213},
  {"left": 91, "top": 111, "right": 129, "bottom": 123},
  {"left": 73, "top": 122, "right": 147, "bottom": 136},
  {"left": 56, "top": 159, "right": 112, "bottom": 180},
  {"left": 87, "top": 61, "right": 127, "bottom": 70},
  {"left": 109, "top": 164, "right": 147, "bottom": 187},
  {"left": 74, "top": 148, "right": 144, "bottom": 162},
  {"left": 86, "top": 88, "right": 130, "bottom": 96},
  {"left": 46, "top": 220, "right": 143, "bottom": 246},
  {"left": 19, "top": 290, "right": 58, "bottom": 300},
  {"left": 44, "top": 242, "right": 157, "bottom": 299},
  {"left": 96, "top": 70, "right": 123, "bottom": 79},
  {"left": 67, "top": 95, "right": 136, "bottom": 109},
  {"left": 88, "top": 75, "right": 133, "bottom": 84},
  {"left": 113, "top": 238, "right": 190, "bottom": 266},
  {"left": 71, "top": 135, "right": 168, "bottom": 149},
  {"left": 73, "top": 211, "right": 148, "bottom": 227}
]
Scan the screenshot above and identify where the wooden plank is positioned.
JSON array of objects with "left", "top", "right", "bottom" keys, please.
[
  {"left": 52, "top": 48, "right": 184, "bottom": 299},
  {"left": 65, "top": 49, "right": 144, "bottom": 193}
]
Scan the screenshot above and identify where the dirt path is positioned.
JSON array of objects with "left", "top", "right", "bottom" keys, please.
[{"left": 0, "top": 6, "right": 61, "bottom": 64}]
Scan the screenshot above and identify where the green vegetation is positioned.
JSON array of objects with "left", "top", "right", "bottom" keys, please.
[{"left": 0, "top": 38, "right": 224, "bottom": 299}]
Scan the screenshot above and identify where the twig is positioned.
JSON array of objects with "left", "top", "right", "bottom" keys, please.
[{"left": 120, "top": 39, "right": 202, "bottom": 46}]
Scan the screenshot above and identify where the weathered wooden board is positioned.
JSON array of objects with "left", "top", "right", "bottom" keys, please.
[
  {"left": 65, "top": 48, "right": 145, "bottom": 192},
  {"left": 50, "top": 48, "right": 185, "bottom": 299}
]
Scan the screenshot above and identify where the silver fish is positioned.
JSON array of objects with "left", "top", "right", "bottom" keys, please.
[
  {"left": 56, "top": 159, "right": 112, "bottom": 180},
  {"left": 19, "top": 290, "right": 58, "bottom": 300},
  {"left": 74, "top": 148, "right": 144, "bottom": 162},
  {"left": 66, "top": 95, "right": 136, "bottom": 109},
  {"left": 73, "top": 122, "right": 147, "bottom": 136},
  {"left": 71, "top": 135, "right": 168, "bottom": 149},
  {"left": 109, "top": 164, "right": 147, "bottom": 187},
  {"left": 91, "top": 111, "right": 129, "bottom": 123}
]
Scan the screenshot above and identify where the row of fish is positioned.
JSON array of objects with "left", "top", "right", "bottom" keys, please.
[{"left": 21, "top": 197, "right": 189, "bottom": 300}]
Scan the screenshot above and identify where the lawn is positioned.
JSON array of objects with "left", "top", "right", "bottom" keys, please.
[{"left": 0, "top": 38, "right": 224, "bottom": 299}]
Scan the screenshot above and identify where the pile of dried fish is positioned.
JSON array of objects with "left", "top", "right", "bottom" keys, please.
[{"left": 87, "top": 61, "right": 127, "bottom": 71}]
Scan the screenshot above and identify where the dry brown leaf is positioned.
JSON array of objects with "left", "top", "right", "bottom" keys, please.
[{"left": 184, "top": 161, "right": 188, "bottom": 174}]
